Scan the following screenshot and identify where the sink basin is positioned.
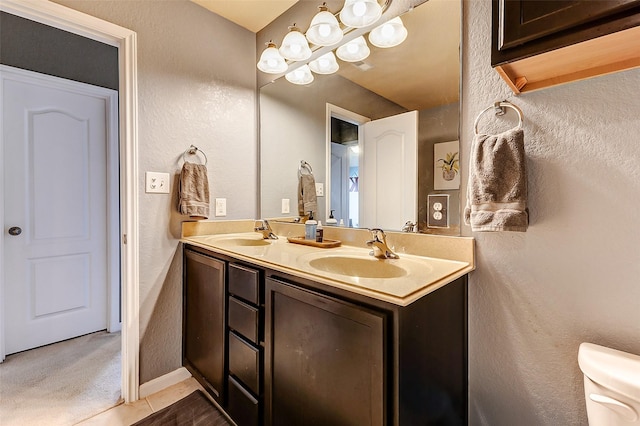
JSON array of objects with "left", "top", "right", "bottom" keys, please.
[
  {"left": 215, "top": 237, "right": 272, "bottom": 247},
  {"left": 308, "top": 256, "right": 408, "bottom": 279}
]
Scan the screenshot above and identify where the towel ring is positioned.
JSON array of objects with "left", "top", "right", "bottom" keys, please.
[
  {"left": 474, "top": 101, "right": 524, "bottom": 135},
  {"left": 299, "top": 160, "right": 313, "bottom": 176},
  {"left": 182, "top": 144, "right": 208, "bottom": 165}
]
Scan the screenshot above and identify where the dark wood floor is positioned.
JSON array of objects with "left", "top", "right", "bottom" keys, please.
[{"left": 133, "top": 390, "right": 231, "bottom": 426}]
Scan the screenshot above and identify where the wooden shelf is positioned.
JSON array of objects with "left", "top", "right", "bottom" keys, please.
[{"left": 494, "top": 25, "right": 640, "bottom": 94}]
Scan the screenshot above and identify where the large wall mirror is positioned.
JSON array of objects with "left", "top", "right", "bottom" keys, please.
[{"left": 259, "top": 0, "right": 461, "bottom": 235}]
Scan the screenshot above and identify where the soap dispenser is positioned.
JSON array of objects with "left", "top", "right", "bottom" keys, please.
[
  {"left": 305, "top": 212, "right": 317, "bottom": 240},
  {"left": 326, "top": 210, "right": 338, "bottom": 226}
]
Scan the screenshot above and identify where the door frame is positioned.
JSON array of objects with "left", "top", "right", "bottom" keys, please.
[
  {"left": 325, "top": 104, "right": 370, "bottom": 223},
  {"left": 0, "top": 0, "right": 140, "bottom": 403}
]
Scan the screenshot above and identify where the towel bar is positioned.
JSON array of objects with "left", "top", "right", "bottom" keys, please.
[
  {"left": 183, "top": 144, "right": 208, "bottom": 165},
  {"left": 474, "top": 101, "right": 523, "bottom": 135}
]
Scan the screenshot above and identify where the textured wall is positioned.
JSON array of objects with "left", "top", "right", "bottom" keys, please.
[
  {"left": 54, "top": 0, "right": 257, "bottom": 384},
  {"left": 461, "top": 1, "right": 640, "bottom": 424}
]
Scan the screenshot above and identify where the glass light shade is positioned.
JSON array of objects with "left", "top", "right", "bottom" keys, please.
[
  {"left": 339, "top": 0, "right": 382, "bottom": 28},
  {"left": 336, "top": 36, "right": 370, "bottom": 62},
  {"left": 279, "top": 26, "right": 312, "bottom": 61},
  {"left": 369, "top": 17, "right": 408, "bottom": 48},
  {"left": 285, "top": 65, "right": 314, "bottom": 85},
  {"left": 257, "top": 42, "right": 288, "bottom": 74},
  {"left": 306, "top": 6, "right": 343, "bottom": 46},
  {"left": 309, "top": 52, "right": 339, "bottom": 74}
]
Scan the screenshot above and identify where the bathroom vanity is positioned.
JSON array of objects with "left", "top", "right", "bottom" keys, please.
[{"left": 182, "top": 221, "right": 474, "bottom": 425}]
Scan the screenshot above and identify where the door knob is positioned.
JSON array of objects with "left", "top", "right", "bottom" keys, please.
[{"left": 8, "top": 227, "right": 22, "bottom": 236}]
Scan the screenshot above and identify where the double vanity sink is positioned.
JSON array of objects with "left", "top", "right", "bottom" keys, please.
[
  {"left": 183, "top": 223, "right": 474, "bottom": 306},
  {"left": 181, "top": 219, "right": 475, "bottom": 425}
]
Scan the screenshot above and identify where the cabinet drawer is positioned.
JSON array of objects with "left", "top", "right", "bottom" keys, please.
[
  {"left": 229, "top": 331, "right": 261, "bottom": 395},
  {"left": 229, "top": 296, "right": 260, "bottom": 344},
  {"left": 229, "top": 263, "right": 260, "bottom": 304},
  {"left": 228, "top": 376, "right": 259, "bottom": 426}
]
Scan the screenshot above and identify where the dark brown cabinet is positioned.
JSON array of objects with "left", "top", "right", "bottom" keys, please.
[
  {"left": 264, "top": 278, "right": 386, "bottom": 426},
  {"left": 492, "top": 0, "right": 640, "bottom": 93},
  {"left": 227, "top": 263, "right": 264, "bottom": 426},
  {"left": 183, "top": 248, "right": 226, "bottom": 403},
  {"left": 183, "top": 244, "right": 468, "bottom": 425}
]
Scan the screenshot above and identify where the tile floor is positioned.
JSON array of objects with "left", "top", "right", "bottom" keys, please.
[{"left": 75, "top": 377, "right": 223, "bottom": 425}]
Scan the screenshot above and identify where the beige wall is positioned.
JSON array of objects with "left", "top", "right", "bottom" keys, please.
[
  {"left": 462, "top": 0, "right": 640, "bottom": 424},
  {"left": 55, "top": 0, "right": 257, "bottom": 383}
]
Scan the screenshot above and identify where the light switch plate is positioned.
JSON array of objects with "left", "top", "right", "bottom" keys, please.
[
  {"left": 281, "top": 198, "right": 290, "bottom": 214},
  {"left": 315, "top": 183, "right": 324, "bottom": 197},
  {"left": 427, "top": 194, "right": 450, "bottom": 228},
  {"left": 145, "top": 172, "right": 170, "bottom": 194},
  {"left": 215, "top": 198, "right": 227, "bottom": 217}
]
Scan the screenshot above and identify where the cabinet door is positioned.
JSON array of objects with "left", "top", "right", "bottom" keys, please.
[
  {"left": 492, "top": 0, "right": 640, "bottom": 66},
  {"left": 264, "top": 278, "right": 386, "bottom": 426},
  {"left": 497, "top": 0, "right": 639, "bottom": 50},
  {"left": 184, "top": 249, "right": 226, "bottom": 402}
]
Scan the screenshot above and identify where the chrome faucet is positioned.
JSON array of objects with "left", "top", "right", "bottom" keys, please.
[
  {"left": 366, "top": 228, "right": 399, "bottom": 259},
  {"left": 401, "top": 220, "right": 417, "bottom": 233},
  {"left": 254, "top": 219, "right": 278, "bottom": 240}
]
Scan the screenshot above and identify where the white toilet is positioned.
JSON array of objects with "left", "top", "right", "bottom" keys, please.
[{"left": 578, "top": 342, "right": 640, "bottom": 425}]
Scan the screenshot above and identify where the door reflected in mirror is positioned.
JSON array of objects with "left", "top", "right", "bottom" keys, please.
[{"left": 259, "top": 0, "right": 461, "bottom": 235}]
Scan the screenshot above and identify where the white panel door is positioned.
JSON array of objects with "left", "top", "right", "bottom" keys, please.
[
  {"left": 3, "top": 72, "right": 109, "bottom": 355},
  {"left": 361, "top": 111, "right": 418, "bottom": 230}
]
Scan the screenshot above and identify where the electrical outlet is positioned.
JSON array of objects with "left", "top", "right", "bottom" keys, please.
[
  {"left": 215, "top": 198, "right": 227, "bottom": 217},
  {"left": 427, "top": 194, "right": 450, "bottom": 228},
  {"left": 315, "top": 183, "right": 324, "bottom": 197},
  {"left": 145, "top": 172, "right": 170, "bottom": 194},
  {"left": 281, "top": 198, "right": 290, "bottom": 214}
]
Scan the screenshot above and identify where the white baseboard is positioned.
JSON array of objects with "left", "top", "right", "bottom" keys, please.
[{"left": 138, "top": 367, "right": 192, "bottom": 399}]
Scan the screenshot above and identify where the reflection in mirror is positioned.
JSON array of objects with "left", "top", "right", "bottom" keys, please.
[{"left": 259, "top": 0, "right": 461, "bottom": 235}]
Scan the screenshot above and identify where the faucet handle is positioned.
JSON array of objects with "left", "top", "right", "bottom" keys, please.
[{"left": 368, "top": 228, "right": 385, "bottom": 241}]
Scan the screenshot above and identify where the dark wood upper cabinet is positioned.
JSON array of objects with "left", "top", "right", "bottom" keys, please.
[{"left": 492, "top": 0, "right": 640, "bottom": 93}]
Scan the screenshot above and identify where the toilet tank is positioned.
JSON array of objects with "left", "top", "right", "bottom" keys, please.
[{"left": 578, "top": 342, "right": 640, "bottom": 425}]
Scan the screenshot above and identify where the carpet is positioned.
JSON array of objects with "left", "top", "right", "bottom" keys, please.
[
  {"left": 133, "top": 390, "right": 231, "bottom": 426},
  {"left": 0, "top": 331, "right": 121, "bottom": 425}
]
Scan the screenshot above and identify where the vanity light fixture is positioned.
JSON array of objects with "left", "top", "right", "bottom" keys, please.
[
  {"left": 306, "top": 3, "right": 343, "bottom": 46},
  {"left": 309, "top": 51, "right": 339, "bottom": 74},
  {"left": 368, "top": 16, "right": 407, "bottom": 48},
  {"left": 285, "top": 64, "right": 315, "bottom": 85},
  {"left": 339, "top": 0, "right": 383, "bottom": 28},
  {"left": 257, "top": 41, "right": 288, "bottom": 74},
  {"left": 336, "top": 35, "right": 371, "bottom": 62},
  {"left": 279, "top": 24, "right": 312, "bottom": 61}
]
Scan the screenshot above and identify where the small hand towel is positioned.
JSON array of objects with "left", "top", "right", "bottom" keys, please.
[
  {"left": 179, "top": 162, "right": 210, "bottom": 219},
  {"left": 298, "top": 173, "right": 317, "bottom": 216},
  {"left": 464, "top": 127, "right": 528, "bottom": 232}
]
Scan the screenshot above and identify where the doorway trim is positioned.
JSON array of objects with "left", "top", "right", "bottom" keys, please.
[
  {"left": 325, "top": 104, "right": 370, "bottom": 223},
  {"left": 0, "top": 0, "right": 140, "bottom": 402}
]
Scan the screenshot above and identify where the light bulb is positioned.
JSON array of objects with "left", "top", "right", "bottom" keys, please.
[
  {"left": 353, "top": 1, "right": 366, "bottom": 16},
  {"left": 306, "top": 5, "right": 343, "bottom": 46},
  {"left": 309, "top": 51, "right": 339, "bottom": 74},
  {"left": 368, "top": 17, "right": 408, "bottom": 48},
  {"left": 257, "top": 41, "right": 288, "bottom": 74},
  {"left": 381, "top": 23, "right": 395, "bottom": 38},
  {"left": 336, "top": 36, "right": 370, "bottom": 62},
  {"left": 280, "top": 25, "right": 312, "bottom": 61}
]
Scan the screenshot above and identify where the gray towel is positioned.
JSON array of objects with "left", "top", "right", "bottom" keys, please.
[
  {"left": 179, "top": 162, "right": 210, "bottom": 218},
  {"left": 464, "top": 127, "right": 528, "bottom": 232},
  {"left": 298, "top": 173, "right": 317, "bottom": 216}
]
